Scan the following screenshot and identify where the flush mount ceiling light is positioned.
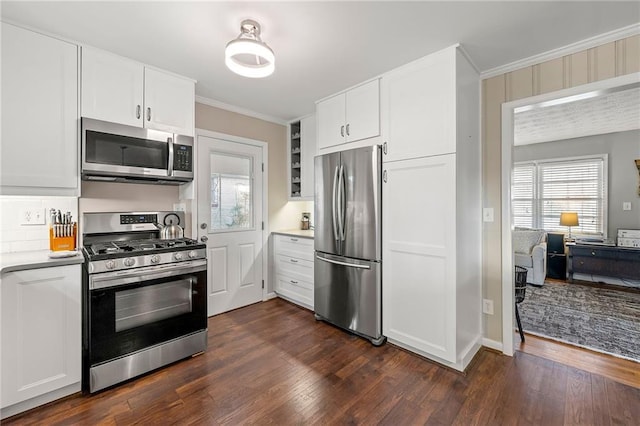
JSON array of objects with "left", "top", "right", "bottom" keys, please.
[{"left": 225, "top": 19, "right": 275, "bottom": 78}]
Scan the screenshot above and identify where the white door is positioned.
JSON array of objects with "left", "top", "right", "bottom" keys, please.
[{"left": 197, "top": 135, "right": 264, "bottom": 316}]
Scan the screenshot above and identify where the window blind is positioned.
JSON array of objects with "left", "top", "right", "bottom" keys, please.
[{"left": 513, "top": 156, "right": 606, "bottom": 237}]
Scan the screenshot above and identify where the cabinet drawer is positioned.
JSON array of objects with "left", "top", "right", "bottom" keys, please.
[
  {"left": 274, "top": 235, "right": 314, "bottom": 261},
  {"left": 275, "top": 274, "right": 313, "bottom": 309},
  {"left": 570, "top": 247, "right": 617, "bottom": 260},
  {"left": 275, "top": 255, "right": 314, "bottom": 282},
  {"left": 572, "top": 257, "right": 614, "bottom": 275}
]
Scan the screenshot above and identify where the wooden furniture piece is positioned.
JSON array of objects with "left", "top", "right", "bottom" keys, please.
[
  {"left": 567, "top": 244, "right": 640, "bottom": 283},
  {"left": 1, "top": 265, "right": 81, "bottom": 419},
  {"left": 381, "top": 45, "right": 481, "bottom": 372},
  {"left": 546, "top": 232, "right": 566, "bottom": 280},
  {"left": 288, "top": 115, "right": 316, "bottom": 200},
  {"left": 273, "top": 233, "right": 314, "bottom": 309}
]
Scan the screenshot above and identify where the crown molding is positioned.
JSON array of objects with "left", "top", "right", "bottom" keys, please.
[
  {"left": 195, "top": 96, "right": 288, "bottom": 126},
  {"left": 481, "top": 23, "right": 640, "bottom": 80}
]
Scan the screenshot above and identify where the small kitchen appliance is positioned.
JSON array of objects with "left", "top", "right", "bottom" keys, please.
[
  {"left": 81, "top": 118, "right": 194, "bottom": 184},
  {"left": 81, "top": 211, "right": 207, "bottom": 393}
]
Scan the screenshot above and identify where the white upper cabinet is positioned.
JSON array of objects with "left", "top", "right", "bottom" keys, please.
[
  {"left": 1, "top": 23, "right": 79, "bottom": 194},
  {"left": 317, "top": 79, "right": 380, "bottom": 149},
  {"left": 81, "top": 47, "right": 144, "bottom": 128},
  {"left": 381, "top": 48, "right": 457, "bottom": 162},
  {"left": 81, "top": 47, "right": 195, "bottom": 136},
  {"left": 144, "top": 67, "right": 195, "bottom": 135}
]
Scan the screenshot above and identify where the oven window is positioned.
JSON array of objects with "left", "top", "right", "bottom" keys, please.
[
  {"left": 85, "top": 130, "right": 168, "bottom": 169},
  {"left": 115, "top": 279, "right": 192, "bottom": 332}
]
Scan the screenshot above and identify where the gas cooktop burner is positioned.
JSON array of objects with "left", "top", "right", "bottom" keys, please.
[{"left": 86, "top": 238, "right": 201, "bottom": 257}]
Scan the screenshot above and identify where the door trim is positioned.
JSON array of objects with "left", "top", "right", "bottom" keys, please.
[{"left": 192, "top": 128, "right": 269, "bottom": 301}]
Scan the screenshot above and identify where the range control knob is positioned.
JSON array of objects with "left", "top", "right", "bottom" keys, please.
[
  {"left": 174, "top": 252, "right": 184, "bottom": 261},
  {"left": 105, "top": 260, "right": 116, "bottom": 270},
  {"left": 123, "top": 258, "right": 135, "bottom": 267},
  {"left": 188, "top": 250, "right": 198, "bottom": 259},
  {"left": 150, "top": 254, "right": 160, "bottom": 264}
]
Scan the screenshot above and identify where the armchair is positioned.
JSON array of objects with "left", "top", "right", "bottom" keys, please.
[{"left": 513, "top": 228, "right": 547, "bottom": 286}]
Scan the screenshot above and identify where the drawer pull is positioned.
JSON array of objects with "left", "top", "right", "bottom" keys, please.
[
  {"left": 290, "top": 238, "right": 299, "bottom": 241},
  {"left": 290, "top": 280, "right": 298, "bottom": 284},
  {"left": 290, "top": 259, "right": 298, "bottom": 263},
  {"left": 591, "top": 251, "right": 596, "bottom": 256},
  {"left": 579, "top": 261, "right": 584, "bottom": 265}
]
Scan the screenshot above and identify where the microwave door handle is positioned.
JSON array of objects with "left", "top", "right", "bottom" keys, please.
[{"left": 167, "top": 137, "right": 174, "bottom": 177}]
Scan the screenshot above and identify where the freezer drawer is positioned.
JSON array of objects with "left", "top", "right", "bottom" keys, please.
[{"left": 314, "top": 252, "right": 382, "bottom": 343}]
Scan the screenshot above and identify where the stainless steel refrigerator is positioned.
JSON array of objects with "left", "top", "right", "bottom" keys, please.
[{"left": 314, "top": 145, "right": 385, "bottom": 345}]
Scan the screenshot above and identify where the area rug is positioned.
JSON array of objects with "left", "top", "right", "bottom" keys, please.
[{"left": 518, "top": 282, "right": 640, "bottom": 362}]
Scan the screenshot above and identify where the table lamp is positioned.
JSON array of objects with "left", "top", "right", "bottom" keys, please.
[{"left": 559, "top": 212, "right": 579, "bottom": 241}]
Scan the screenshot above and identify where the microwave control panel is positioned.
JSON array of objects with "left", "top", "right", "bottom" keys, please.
[{"left": 174, "top": 144, "right": 193, "bottom": 172}]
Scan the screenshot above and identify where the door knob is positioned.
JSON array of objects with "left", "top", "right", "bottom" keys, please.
[{"left": 200, "top": 235, "right": 208, "bottom": 242}]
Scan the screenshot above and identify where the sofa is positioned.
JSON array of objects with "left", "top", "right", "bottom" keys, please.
[{"left": 513, "top": 228, "right": 547, "bottom": 286}]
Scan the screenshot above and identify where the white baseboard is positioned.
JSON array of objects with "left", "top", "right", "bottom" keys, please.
[{"left": 482, "top": 338, "right": 504, "bottom": 353}]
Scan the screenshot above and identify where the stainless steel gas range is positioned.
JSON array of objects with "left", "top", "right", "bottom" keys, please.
[{"left": 81, "top": 211, "right": 207, "bottom": 393}]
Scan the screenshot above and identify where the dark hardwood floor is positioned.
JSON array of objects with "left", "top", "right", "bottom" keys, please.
[{"left": 5, "top": 298, "right": 640, "bottom": 425}]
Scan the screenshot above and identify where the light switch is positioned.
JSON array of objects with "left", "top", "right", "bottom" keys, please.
[
  {"left": 623, "top": 202, "right": 632, "bottom": 211},
  {"left": 483, "top": 208, "right": 494, "bottom": 222}
]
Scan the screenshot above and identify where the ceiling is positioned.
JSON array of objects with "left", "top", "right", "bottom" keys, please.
[{"left": 2, "top": 1, "right": 639, "bottom": 123}]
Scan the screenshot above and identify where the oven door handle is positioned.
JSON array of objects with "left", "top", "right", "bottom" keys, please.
[{"left": 89, "top": 260, "right": 207, "bottom": 290}]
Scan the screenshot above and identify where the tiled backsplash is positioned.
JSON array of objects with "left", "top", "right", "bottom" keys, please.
[{"left": 0, "top": 196, "right": 78, "bottom": 253}]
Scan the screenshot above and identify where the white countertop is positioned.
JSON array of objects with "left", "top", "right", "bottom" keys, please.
[
  {"left": 1, "top": 250, "right": 84, "bottom": 274},
  {"left": 272, "top": 229, "right": 314, "bottom": 239}
]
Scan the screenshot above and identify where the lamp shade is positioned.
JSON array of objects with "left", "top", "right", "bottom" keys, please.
[{"left": 559, "top": 212, "right": 579, "bottom": 227}]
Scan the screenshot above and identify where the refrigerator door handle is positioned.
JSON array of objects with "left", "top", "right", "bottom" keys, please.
[
  {"left": 316, "top": 255, "right": 371, "bottom": 270},
  {"left": 332, "top": 165, "right": 339, "bottom": 242},
  {"left": 338, "top": 164, "right": 346, "bottom": 241}
]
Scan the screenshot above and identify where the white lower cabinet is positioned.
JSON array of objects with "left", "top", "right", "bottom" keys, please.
[
  {"left": 273, "top": 235, "right": 314, "bottom": 309},
  {"left": 1, "top": 265, "right": 81, "bottom": 418}
]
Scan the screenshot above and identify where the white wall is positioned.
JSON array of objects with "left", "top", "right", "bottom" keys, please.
[
  {"left": 0, "top": 196, "right": 78, "bottom": 253},
  {"left": 514, "top": 129, "right": 640, "bottom": 237}
]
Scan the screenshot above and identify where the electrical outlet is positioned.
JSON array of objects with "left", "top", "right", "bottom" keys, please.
[
  {"left": 623, "top": 202, "right": 632, "bottom": 211},
  {"left": 483, "top": 208, "right": 494, "bottom": 223},
  {"left": 20, "top": 208, "right": 46, "bottom": 225},
  {"left": 173, "top": 203, "right": 186, "bottom": 212},
  {"left": 483, "top": 299, "right": 494, "bottom": 315}
]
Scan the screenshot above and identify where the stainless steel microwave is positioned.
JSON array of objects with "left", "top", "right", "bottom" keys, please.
[{"left": 81, "top": 118, "right": 194, "bottom": 185}]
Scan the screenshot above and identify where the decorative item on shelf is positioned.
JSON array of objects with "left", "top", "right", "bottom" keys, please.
[
  {"left": 225, "top": 19, "right": 274, "bottom": 78},
  {"left": 559, "top": 212, "right": 579, "bottom": 241},
  {"left": 301, "top": 212, "right": 311, "bottom": 230}
]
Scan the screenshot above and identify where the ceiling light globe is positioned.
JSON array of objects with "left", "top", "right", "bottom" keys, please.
[{"left": 225, "top": 39, "right": 275, "bottom": 78}]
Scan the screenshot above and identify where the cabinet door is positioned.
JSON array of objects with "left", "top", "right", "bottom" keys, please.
[
  {"left": 345, "top": 79, "right": 380, "bottom": 142},
  {"left": 144, "top": 68, "right": 195, "bottom": 136},
  {"left": 317, "top": 93, "right": 346, "bottom": 149},
  {"left": 1, "top": 23, "right": 78, "bottom": 190},
  {"left": 1, "top": 265, "right": 81, "bottom": 409},
  {"left": 381, "top": 48, "right": 456, "bottom": 162},
  {"left": 81, "top": 47, "right": 144, "bottom": 127},
  {"left": 382, "top": 154, "right": 456, "bottom": 363},
  {"left": 300, "top": 115, "right": 317, "bottom": 199}
]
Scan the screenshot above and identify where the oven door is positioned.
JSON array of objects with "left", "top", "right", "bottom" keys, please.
[{"left": 87, "top": 260, "right": 207, "bottom": 367}]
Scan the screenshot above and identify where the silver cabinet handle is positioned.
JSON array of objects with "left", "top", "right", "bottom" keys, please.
[
  {"left": 346, "top": 123, "right": 350, "bottom": 136},
  {"left": 136, "top": 105, "right": 141, "bottom": 119},
  {"left": 290, "top": 280, "right": 299, "bottom": 284},
  {"left": 290, "top": 238, "right": 298, "bottom": 242},
  {"left": 290, "top": 259, "right": 298, "bottom": 263},
  {"left": 383, "top": 170, "right": 388, "bottom": 183},
  {"left": 147, "top": 107, "right": 151, "bottom": 121},
  {"left": 383, "top": 142, "right": 387, "bottom": 155},
  {"left": 340, "top": 125, "right": 344, "bottom": 137}
]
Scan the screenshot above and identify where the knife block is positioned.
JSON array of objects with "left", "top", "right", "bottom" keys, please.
[{"left": 49, "top": 223, "right": 77, "bottom": 251}]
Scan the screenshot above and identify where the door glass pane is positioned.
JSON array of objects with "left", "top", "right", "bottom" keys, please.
[{"left": 210, "top": 152, "right": 253, "bottom": 231}]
